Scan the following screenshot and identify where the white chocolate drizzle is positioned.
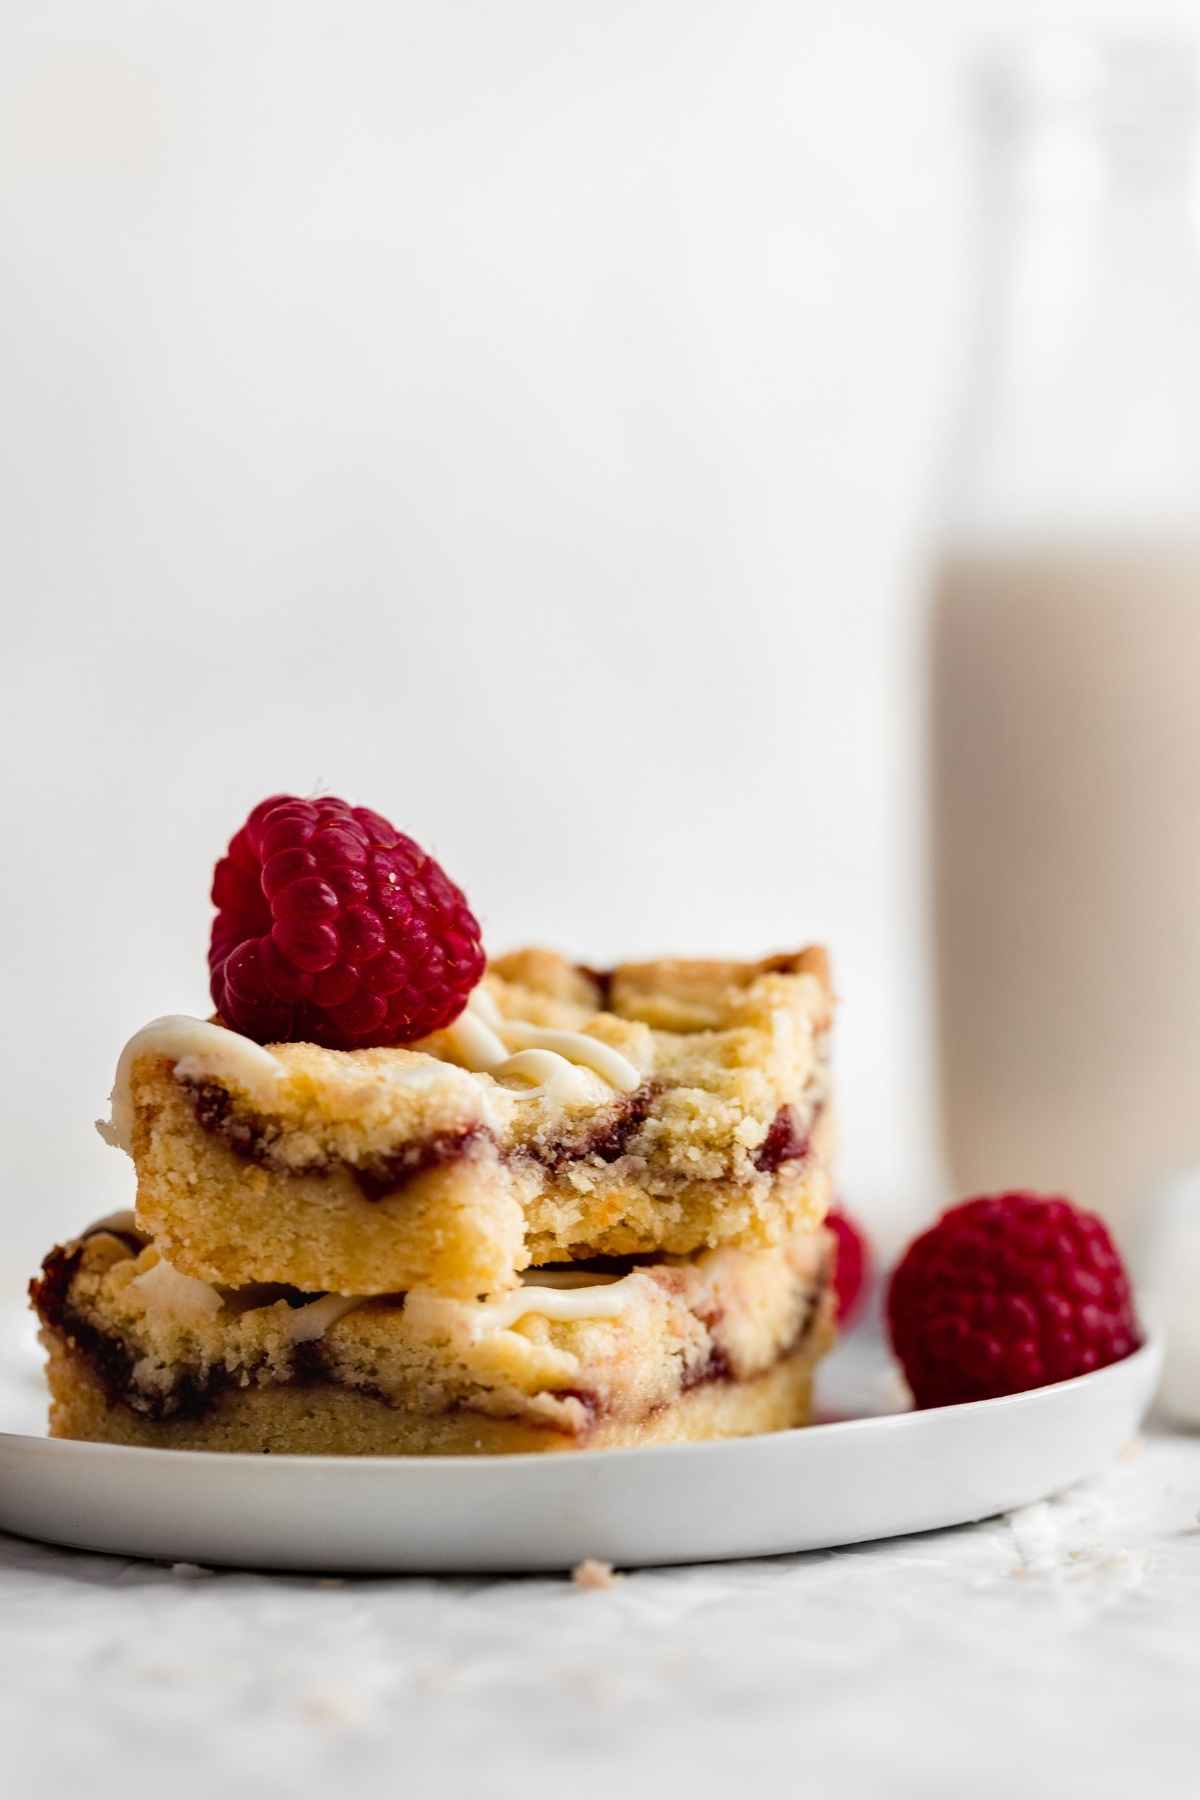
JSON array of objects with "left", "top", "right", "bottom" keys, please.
[
  {"left": 99, "top": 987, "right": 642, "bottom": 1155},
  {"left": 282, "top": 1292, "right": 365, "bottom": 1345},
  {"left": 132, "top": 1255, "right": 226, "bottom": 1324},
  {"left": 403, "top": 1270, "right": 646, "bottom": 1349},
  {"left": 128, "top": 1250, "right": 369, "bottom": 1344},
  {"left": 442, "top": 989, "right": 641, "bottom": 1100},
  {"left": 96, "top": 1190, "right": 643, "bottom": 1348},
  {"left": 486, "top": 1273, "right": 642, "bottom": 1329},
  {"left": 99, "top": 1015, "right": 284, "bottom": 1154},
  {"left": 130, "top": 1253, "right": 637, "bottom": 1350}
]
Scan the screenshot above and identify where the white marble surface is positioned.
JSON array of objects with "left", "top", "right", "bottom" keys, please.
[{"left": 3, "top": 1430, "right": 1200, "bottom": 1800}]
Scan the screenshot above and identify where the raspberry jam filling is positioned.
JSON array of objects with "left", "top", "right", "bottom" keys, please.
[
  {"left": 523, "top": 1083, "right": 660, "bottom": 1170},
  {"left": 181, "top": 1075, "right": 822, "bottom": 1195},
  {"left": 31, "top": 1243, "right": 216, "bottom": 1425},
  {"left": 753, "top": 1106, "right": 813, "bottom": 1173},
  {"left": 180, "top": 1076, "right": 665, "bottom": 1195},
  {"left": 185, "top": 1077, "right": 490, "bottom": 1199}
]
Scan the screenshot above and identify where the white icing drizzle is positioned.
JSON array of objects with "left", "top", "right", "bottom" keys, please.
[
  {"left": 132, "top": 1255, "right": 226, "bottom": 1323},
  {"left": 130, "top": 1253, "right": 368, "bottom": 1345},
  {"left": 484, "top": 1273, "right": 643, "bottom": 1328},
  {"left": 120, "top": 1221, "right": 641, "bottom": 1354},
  {"left": 442, "top": 990, "right": 641, "bottom": 1100},
  {"left": 500, "top": 1024, "right": 639, "bottom": 1092},
  {"left": 129, "top": 1258, "right": 634, "bottom": 1353},
  {"left": 283, "top": 1292, "right": 365, "bottom": 1345},
  {"left": 99, "top": 1015, "right": 283, "bottom": 1154},
  {"left": 99, "top": 987, "right": 642, "bottom": 1156},
  {"left": 441, "top": 1003, "right": 510, "bottom": 1070},
  {"left": 403, "top": 1271, "right": 646, "bottom": 1349},
  {"left": 280, "top": 1276, "right": 642, "bottom": 1359}
]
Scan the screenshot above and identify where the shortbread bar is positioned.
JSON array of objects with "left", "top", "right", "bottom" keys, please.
[
  {"left": 32, "top": 1215, "right": 835, "bottom": 1455},
  {"left": 108, "top": 946, "right": 834, "bottom": 1298}
]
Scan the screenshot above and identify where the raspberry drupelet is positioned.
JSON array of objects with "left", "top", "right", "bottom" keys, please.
[
  {"left": 209, "top": 795, "right": 485, "bottom": 1049},
  {"left": 887, "top": 1191, "right": 1140, "bottom": 1408}
]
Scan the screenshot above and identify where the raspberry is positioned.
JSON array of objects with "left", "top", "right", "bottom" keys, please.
[
  {"left": 209, "top": 794, "right": 486, "bottom": 1049},
  {"left": 887, "top": 1192, "right": 1140, "bottom": 1409},
  {"left": 827, "top": 1207, "right": 870, "bottom": 1324}
]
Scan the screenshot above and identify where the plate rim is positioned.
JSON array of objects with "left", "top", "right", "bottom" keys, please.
[{"left": 0, "top": 1324, "right": 1163, "bottom": 1474}]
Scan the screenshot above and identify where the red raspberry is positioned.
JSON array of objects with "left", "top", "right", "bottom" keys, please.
[
  {"left": 827, "top": 1207, "right": 870, "bottom": 1324},
  {"left": 887, "top": 1192, "right": 1140, "bottom": 1408},
  {"left": 209, "top": 794, "right": 486, "bottom": 1049}
]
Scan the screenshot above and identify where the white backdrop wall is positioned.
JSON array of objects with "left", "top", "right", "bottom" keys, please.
[{"left": 1, "top": 0, "right": 1191, "bottom": 1283}]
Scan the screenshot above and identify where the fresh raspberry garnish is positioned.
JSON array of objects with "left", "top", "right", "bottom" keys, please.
[
  {"left": 827, "top": 1207, "right": 870, "bottom": 1324},
  {"left": 209, "top": 794, "right": 485, "bottom": 1049},
  {"left": 887, "top": 1191, "right": 1140, "bottom": 1409}
]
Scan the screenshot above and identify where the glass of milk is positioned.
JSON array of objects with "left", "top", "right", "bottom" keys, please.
[{"left": 930, "top": 37, "right": 1200, "bottom": 1249}]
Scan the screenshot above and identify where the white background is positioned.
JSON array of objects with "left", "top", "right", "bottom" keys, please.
[{"left": 2, "top": 0, "right": 1195, "bottom": 1284}]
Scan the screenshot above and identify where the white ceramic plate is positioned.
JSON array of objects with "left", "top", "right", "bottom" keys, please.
[{"left": 0, "top": 1303, "right": 1161, "bottom": 1572}]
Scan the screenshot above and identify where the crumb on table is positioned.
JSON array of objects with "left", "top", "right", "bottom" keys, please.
[{"left": 572, "top": 1558, "right": 619, "bottom": 1590}]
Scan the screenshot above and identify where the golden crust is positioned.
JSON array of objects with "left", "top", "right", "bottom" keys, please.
[
  {"left": 487, "top": 943, "right": 832, "bottom": 1016},
  {"left": 481, "top": 944, "right": 832, "bottom": 1042},
  {"left": 606, "top": 947, "right": 832, "bottom": 1033}
]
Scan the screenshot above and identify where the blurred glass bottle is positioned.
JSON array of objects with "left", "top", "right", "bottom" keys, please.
[{"left": 931, "top": 38, "right": 1200, "bottom": 1248}]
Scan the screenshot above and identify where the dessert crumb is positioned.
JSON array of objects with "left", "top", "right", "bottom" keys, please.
[
  {"left": 1118, "top": 1437, "right": 1144, "bottom": 1462},
  {"left": 573, "top": 1557, "right": 619, "bottom": 1591},
  {"left": 169, "top": 1561, "right": 212, "bottom": 1578}
]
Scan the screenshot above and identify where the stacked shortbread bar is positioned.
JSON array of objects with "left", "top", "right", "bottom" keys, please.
[{"left": 32, "top": 947, "right": 837, "bottom": 1454}]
